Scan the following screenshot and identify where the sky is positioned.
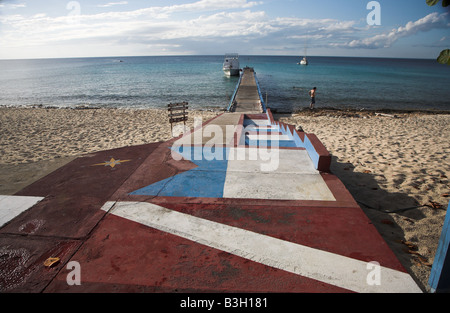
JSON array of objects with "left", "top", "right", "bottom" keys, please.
[{"left": 0, "top": 0, "right": 449, "bottom": 59}]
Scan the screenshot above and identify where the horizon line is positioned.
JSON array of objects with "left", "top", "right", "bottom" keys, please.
[{"left": 0, "top": 54, "right": 438, "bottom": 62}]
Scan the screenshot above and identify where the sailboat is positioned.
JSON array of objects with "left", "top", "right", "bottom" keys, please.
[
  {"left": 298, "top": 57, "right": 308, "bottom": 65},
  {"left": 297, "top": 45, "right": 308, "bottom": 65}
]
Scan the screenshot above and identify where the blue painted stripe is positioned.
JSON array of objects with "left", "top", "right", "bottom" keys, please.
[
  {"left": 293, "top": 131, "right": 306, "bottom": 149},
  {"left": 131, "top": 170, "right": 227, "bottom": 198},
  {"left": 245, "top": 137, "right": 298, "bottom": 148},
  {"left": 303, "top": 135, "right": 320, "bottom": 170},
  {"left": 130, "top": 147, "right": 229, "bottom": 198},
  {"left": 172, "top": 145, "right": 229, "bottom": 171},
  {"left": 243, "top": 128, "right": 281, "bottom": 133},
  {"left": 243, "top": 120, "right": 271, "bottom": 127},
  {"left": 242, "top": 117, "right": 301, "bottom": 148}
]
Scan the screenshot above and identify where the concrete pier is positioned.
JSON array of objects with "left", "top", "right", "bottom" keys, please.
[{"left": 228, "top": 67, "right": 265, "bottom": 113}]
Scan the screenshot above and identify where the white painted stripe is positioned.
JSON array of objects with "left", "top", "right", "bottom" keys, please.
[
  {"left": 253, "top": 126, "right": 277, "bottom": 130},
  {"left": 223, "top": 172, "right": 336, "bottom": 201},
  {"left": 246, "top": 120, "right": 271, "bottom": 126},
  {"left": 100, "top": 201, "right": 116, "bottom": 213},
  {"left": 246, "top": 134, "right": 290, "bottom": 141},
  {"left": 0, "top": 195, "right": 44, "bottom": 227},
  {"left": 224, "top": 148, "right": 335, "bottom": 201},
  {"left": 227, "top": 148, "right": 319, "bottom": 174},
  {"left": 105, "top": 201, "right": 422, "bottom": 293}
]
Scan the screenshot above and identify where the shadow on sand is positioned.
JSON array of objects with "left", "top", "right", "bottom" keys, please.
[{"left": 330, "top": 155, "right": 432, "bottom": 291}]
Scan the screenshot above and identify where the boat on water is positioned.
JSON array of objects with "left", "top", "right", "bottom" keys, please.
[
  {"left": 298, "top": 44, "right": 309, "bottom": 65},
  {"left": 223, "top": 53, "right": 240, "bottom": 76},
  {"left": 298, "top": 57, "right": 308, "bottom": 65}
]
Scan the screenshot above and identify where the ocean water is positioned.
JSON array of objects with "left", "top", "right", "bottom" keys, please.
[{"left": 0, "top": 55, "right": 448, "bottom": 112}]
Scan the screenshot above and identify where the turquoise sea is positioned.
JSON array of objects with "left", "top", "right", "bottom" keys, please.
[{"left": 0, "top": 55, "right": 448, "bottom": 112}]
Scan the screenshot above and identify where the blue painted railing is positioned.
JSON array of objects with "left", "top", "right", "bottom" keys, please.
[
  {"left": 254, "top": 72, "right": 267, "bottom": 113},
  {"left": 226, "top": 73, "right": 243, "bottom": 112},
  {"left": 429, "top": 201, "right": 450, "bottom": 292}
]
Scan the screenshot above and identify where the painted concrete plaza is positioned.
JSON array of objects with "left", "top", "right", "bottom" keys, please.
[{"left": 0, "top": 68, "right": 422, "bottom": 293}]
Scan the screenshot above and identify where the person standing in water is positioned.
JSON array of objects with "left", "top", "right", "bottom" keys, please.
[{"left": 309, "top": 87, "right": 317, "bottom": 110}]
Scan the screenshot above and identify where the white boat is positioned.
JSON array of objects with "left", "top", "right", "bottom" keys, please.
[
  {"left": 298, "top": 57, "right": 308, "bottom": 65},
  {"left": 298, "top": 45, "right": 309, "bottom": 65},
  {"left": 223, "top": 53, "right": 240, "bottom": 76}
]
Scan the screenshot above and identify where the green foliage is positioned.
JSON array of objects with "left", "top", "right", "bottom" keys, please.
[
  {"left": 426, "top": 0, "right": 449, "bottom": 6},
  {"left": 426, "top": 0, "right": 449, "bottom": 64},
  {"left": 437, "top": 49, "right": 450, "bottom": 65}
]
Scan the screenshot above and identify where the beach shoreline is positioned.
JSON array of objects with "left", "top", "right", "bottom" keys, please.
[
  {"left": 1, "top": 106, "right": 449, "bottom": 292},
  {"left": 274, "top": 106, "right": 450, "bottom": 116}
]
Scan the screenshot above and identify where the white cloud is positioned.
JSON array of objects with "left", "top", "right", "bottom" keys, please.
[
  {"left": 97, "top": 2, "right": 128, "bottom": 8},
  {"left": 337, "top": 12, "right": 449, "bottom": 49},
  {"left": 0, "top": 2, "right": 26, "bottom": 9},
  {"left": 0, "top": 1, "right": 270, "bottom": 48},
  {"left": 319, "top": 20, "right": 357, "bottom": 33},
  {"left": 4, "top": 0, "right": 444, "bottom": 58},
  {"left": 0, "top": 0, "right": 359, "bottom": 58},
  {"left": 160, "top": 0, "right": 262, "bottom": 13}
]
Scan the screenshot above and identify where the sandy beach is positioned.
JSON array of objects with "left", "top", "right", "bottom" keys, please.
[
  {"left": 1, "top": 107, "right": 449, "bottom": 291},
  {"left": 0, "top": 107, "right": 218, "bottom": 194},
  {"left": 279, "top": 109, "right": 450, "bottom": 291}
]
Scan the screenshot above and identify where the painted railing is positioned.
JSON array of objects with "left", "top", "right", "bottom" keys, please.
[
  {"left": 226, "top": 72, "right": 243, "bottom": 112},
  {"left": 265, "top": 109, "right": 331, "bottom": 172},
  {"left": 254, "top": 72, "right": 266, "bottom": 113},
  {"left": 429, "top": 201, "right": 450, "bottom": 292}
]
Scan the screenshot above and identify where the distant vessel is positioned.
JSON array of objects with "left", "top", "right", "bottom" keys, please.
[
  {"left": 298, "top": 57, "right": 308, "bottom": 65},
  {"left": 298, "top": 44, "right": 308, "bottom": 65},
  {"left": 223, "top": 53, "right": 240, "bottom": 76}
]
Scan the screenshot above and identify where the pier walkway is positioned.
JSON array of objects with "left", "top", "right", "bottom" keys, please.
[
  {"left": 0, "top": 68, "right": 422, "bottom": 294},
  {"left": 228, "top": 67, "right": 265, "bottom": 113}
]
